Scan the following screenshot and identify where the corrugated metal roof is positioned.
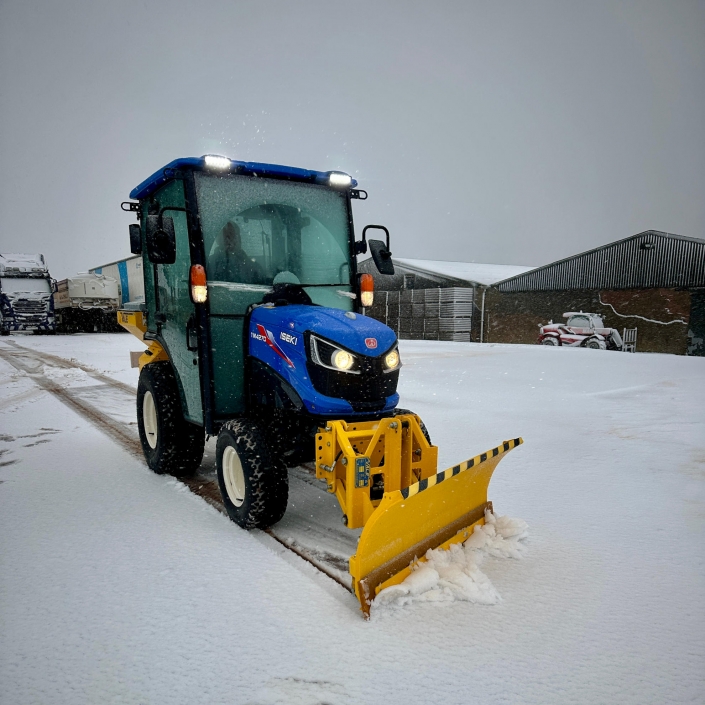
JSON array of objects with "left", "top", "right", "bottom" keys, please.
[
  {"left": 495, "top": 230, "right": 705, "bottom": 292},
  {"left": 393, "top": 259, "right": 535, "bottom": 286}
]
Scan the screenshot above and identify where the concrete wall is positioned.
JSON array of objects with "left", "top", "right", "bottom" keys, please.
[{"left": 484, "top": 288, "right": 700, "bottom": 355}]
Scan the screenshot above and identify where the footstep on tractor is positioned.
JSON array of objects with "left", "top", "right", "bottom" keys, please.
[{"left": 118, "top": 155, "right": 522, "bottom": 616}]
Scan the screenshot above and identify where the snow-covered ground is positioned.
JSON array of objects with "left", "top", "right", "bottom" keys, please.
[{"left": 1, "top": 334, "right": 704, "bottom": 704}]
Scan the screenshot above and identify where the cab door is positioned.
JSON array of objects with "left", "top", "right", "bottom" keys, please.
[{"left": 149, "top": 180, "right": 203, "bottom": 425}]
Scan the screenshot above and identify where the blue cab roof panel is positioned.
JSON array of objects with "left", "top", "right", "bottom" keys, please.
[{"left": 129, "top": 156, "right": 357, "bottom": 200}]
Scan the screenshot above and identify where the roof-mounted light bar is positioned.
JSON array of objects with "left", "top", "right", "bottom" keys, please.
[
  {"left": 328, "top": 172, "right": 353, "bottom": 188},
  {"left": 130, "top": 157, "right": 359, "bottom": 199},
  {"left": 203, "top": 154, "right": 232, "bottom": 170}
]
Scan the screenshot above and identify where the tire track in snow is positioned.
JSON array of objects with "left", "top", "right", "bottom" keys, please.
[
  {"left": 0, "top": 341, "right": 355, "bottom": 595},
  {"left": 0, "top": 344, "right": 144, "bottom": 460}
]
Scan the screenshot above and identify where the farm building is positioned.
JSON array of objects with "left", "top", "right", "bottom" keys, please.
[
  {"left": 486, "top": 230, "right": 705, "bottom": 356},
  {"left": 358, "top": 257, "right": 533, "bottom": 341}
]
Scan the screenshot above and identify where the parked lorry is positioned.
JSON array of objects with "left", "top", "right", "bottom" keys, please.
[
  {"left": 0, "top": 253, "right": 55, "bottom": 335},
  {"left": 54, "top": 272, "right": 122, "bottom": 333},
  {"left": 118, "top": 154, "right": 522, "bottom": 616},
  {"left": 538, "top": 312, "right": 623, "bottom": 350}
]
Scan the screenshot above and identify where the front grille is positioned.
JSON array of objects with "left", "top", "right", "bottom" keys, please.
[
  {"left": 14, "top": 299, "right": 47, "bottom": 314},
  {"left": 306, "top": 336, "right": 399, "bottom": 412}
]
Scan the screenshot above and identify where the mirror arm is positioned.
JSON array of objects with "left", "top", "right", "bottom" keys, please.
[
  {"left": 362, "top": 224, "right": 390, "bottom": 250},
  {"left": 158, "top": 205, "right": 189, "bottom": 228}
]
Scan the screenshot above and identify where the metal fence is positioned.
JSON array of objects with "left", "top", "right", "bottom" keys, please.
[{"left": 368, "top": 288, "right": 475, "bottom": 341}]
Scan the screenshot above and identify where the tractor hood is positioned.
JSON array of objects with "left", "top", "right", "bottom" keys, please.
[
  {"left": 248, "top": 304, "right": 400, "bottom": 417},
  {"left": 251, "top": 304, "right": 397, "bottom": 356}
]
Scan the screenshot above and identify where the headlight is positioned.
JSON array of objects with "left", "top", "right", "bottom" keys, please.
[
  {"left": 332, "top": 349, "right": 354, "bottom": 370},
  {"left": 384, "top": 349, "right": 400, "bottom": 370},
  {"left": 309, "top": 335, "right": 359, "bottom": 374}
]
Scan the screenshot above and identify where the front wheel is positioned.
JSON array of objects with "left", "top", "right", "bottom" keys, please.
[
  {"left": 585, "top": 338, "right": 606, "bottom": 350},
  {"left": 541, "top": 337, "right": 559, "bottom": 346},
  {"left": 216, "top": 419, "right": 289, "bottom": 529},
  {"left": 136, "top": 362, "right": 204, "bottom": 478},
  {"left": 394, "top": 408, "right": 432, "bottom": 445}
]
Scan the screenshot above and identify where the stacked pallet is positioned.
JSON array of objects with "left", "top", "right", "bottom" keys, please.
[{"left": 367, "top": 288, "right": 474, "bottom": 341}]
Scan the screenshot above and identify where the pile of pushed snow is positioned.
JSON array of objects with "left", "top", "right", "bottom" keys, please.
[{"left": 374, "top": 512, "right": 528, "bottom": 611}]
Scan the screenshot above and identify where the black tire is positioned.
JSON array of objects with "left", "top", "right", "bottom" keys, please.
[
  {"left": 541, "top": 337, "right": 559, "bottom": 346},
  {"left": 216, "top": 419, "right": 289, "bottom": 529},
  {"left": 394, "top": 408, "right": 432, "bottom": 445},
  {"left": 136, "top": 361, "right": 204, "bottom": 478},
  {"left": 585, "top": 337, "right": 606, "bottom": 350}
]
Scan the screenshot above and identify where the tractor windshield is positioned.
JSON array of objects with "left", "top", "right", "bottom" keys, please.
[{"left": 195, "top": 173, "right": 352, "bottom": 298}]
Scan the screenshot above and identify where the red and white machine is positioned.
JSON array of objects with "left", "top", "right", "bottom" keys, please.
[{"left": 538, "top": 312, "right": 623, "bottom": 350}]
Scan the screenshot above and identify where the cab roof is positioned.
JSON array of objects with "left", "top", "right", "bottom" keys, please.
[{"left": 129, "top": 156, "right": 357, "bottom": 200}]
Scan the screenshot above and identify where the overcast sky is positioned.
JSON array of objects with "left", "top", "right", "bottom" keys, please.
[{"left": 1, "top": 0, "right": 703, "bottom": 279}]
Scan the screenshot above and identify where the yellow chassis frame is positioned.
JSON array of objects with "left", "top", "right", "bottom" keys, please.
[{"left": 117, "top": 310, "right": 168, "bottom": 370}]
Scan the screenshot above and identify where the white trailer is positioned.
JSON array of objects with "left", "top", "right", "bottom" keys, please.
[
  {"left": 89, "top": 255, "right": 144, "bottom": 306},
  {"left": 54, "top": 273, "right": 122, "bottom": 333}
]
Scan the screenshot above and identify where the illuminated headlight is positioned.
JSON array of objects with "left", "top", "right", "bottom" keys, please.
[
  {"left": 204, "top": 154, "right": 231, "bottom": 170},
  {"left": 309, "top": 334, "right": 359, "bottom": 374},
  {"left": 332, "top": 349, "right": 354, "bottom": 371},
  {"left": 328, "top": 172, "right": 352, "bottom": 188},
  {"left": 384, "top": 349, "right": 400, "bottom": 370},
  {"left": 360, "top": 291, "right": 374, "bottom": 307}
]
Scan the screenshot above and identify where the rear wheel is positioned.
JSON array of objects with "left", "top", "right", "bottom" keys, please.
[
  {"left": 136, "top": 362, "right": 204, "bottom": 478},
  {"left": 585, "top": 338, "right": 606, "bottom": 350},
  {"left": 216, "top": 419, "right": 289, "bottom": 529}
]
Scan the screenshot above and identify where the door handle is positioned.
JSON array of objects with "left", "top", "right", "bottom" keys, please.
[{"left": 186, "top": 316, "right": 198, "bottom": 351}]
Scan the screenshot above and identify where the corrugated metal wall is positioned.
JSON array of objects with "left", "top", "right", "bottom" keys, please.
[{"left": 497, "top": 231, "right": 705, "bottom": 292}]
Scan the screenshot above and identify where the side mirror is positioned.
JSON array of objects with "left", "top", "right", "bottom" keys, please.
[
  {"left": 129, "top": 223, "right": 142, "bottom": 254},
  {"left": 362, "top": 225, "right": 394, "bottom": 276},
  {"left": 145, "top": 215, "right": 176, "bottom": 264}
]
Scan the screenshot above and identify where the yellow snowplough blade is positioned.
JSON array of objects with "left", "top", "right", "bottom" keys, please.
[
  {"left": 315, "top": 415, "right": 522, "bottom": 617},
  {"left": 349, "top": 438, "right": 522, "bottom": 616}
]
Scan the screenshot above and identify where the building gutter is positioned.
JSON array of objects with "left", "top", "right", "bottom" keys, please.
[{"left": 480, "top": 287, "right": 487, "bottom": 343}]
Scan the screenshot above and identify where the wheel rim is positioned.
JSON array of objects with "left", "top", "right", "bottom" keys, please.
[
  {"left": 143, "top": 391, "right": 158, "bottom": 449},
  {"left": 223, "top": 446, "right": 245, "bottom": 507}
]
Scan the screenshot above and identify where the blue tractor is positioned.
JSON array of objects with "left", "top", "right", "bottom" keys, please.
[{"left": 119, "top": 155, "right": 521, "bottom": 616}]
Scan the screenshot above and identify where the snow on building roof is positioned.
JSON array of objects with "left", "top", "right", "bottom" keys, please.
[{"left": 393, "top": 258, "right": 535, "bottom": 286}]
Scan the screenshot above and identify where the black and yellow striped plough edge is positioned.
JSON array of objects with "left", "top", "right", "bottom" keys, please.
[{"left": 400, "top": 437, "right": 523, "bottom": 500}]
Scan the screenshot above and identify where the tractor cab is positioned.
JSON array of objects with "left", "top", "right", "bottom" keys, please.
[{"left": 122, "top": 156, "right": 394, "bottom": 435}]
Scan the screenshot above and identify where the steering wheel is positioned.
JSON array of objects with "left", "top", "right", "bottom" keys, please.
[{"left": 273, "top": 271, "right": 301, "bottom": 285}]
